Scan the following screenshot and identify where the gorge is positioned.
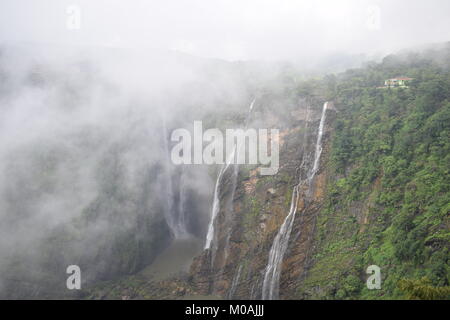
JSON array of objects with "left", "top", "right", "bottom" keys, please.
[{"left": 0, "top": 42, "right": 449, "bottom": 300}]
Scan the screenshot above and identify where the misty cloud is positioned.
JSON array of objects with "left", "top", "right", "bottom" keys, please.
[
  {"left": 1, "top": 0, "right": 450, "bottom": 61},
  {"left": 0, "top": 0, "right": 448, "bottom": 299}
]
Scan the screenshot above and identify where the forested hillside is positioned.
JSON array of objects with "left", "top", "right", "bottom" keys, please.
[{"left": 296, "top": 44, "right": 450, "bottom": 299}]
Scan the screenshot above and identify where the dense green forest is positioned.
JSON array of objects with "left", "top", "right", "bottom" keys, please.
[{"left": 297, "top": 44, "right": 450, "bottom": 299}]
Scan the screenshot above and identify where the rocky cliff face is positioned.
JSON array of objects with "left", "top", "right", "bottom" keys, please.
[
  {"left": 189, "top": 100, "right": 337, "bottom": 299},
  {"left": 189, "top": 45, "right": 450, "bottom": 300}
]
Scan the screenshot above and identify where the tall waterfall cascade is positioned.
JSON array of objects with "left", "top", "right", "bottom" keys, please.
[
  {"left": 261, "top": 102, "right": 328, "bottom": 300},
  {"left": 162, "top": 115, "right": 189, "bottom": 239},
  {"left": 204, "top": 146, "right": 237, "bottom": 249},
  {"left": 204, "top": 98, "right": 256, "bottom": 251}
]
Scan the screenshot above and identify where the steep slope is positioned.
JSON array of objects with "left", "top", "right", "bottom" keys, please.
[
  {"left": 189, "top": 44, "right": 450, "bottom": 300},
  {"left": 295, "top": 46, "right": 450, "bottom": 300},
  {"left": 189, "top": 97, "right": 337, "bottom": 299}
]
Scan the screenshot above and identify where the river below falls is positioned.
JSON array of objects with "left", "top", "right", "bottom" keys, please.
[{"left": 139, "top": 237, "right": 203, "bottom": 281}]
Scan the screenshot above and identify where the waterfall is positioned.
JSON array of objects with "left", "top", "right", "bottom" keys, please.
[
  {"left": 261, "top": 102, "right": 328, "bottom": 300},
  {"left": 162, "top": 115, "right": 176, "bottom": 236},
  {"left": 204, "top": 147, "right": 237, "bottom": 249},
  {"left": 204, "top": 98, "right": 256, "bottom": 250},
  {"left": 177, "top": 166, "right": 188, "bottom": 237},
  {"left": 227, "top": 264, "right": 243, "bottom": 299},
  {"left": 309, "top": 101, "right": 328, "bottom": 182},
  {"left": 162, "top": 115, "right": 188, "bottom": 239}
]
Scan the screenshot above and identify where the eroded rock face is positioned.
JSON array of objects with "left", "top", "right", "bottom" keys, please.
[{"left": 189, "top": 103, "right": 336, "bottom": 299}]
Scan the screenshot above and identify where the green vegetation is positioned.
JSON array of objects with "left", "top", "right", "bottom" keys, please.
[
  {"left": 299, "top": 44, "right": 450, "bottom": 299},
  {"left": 398, "top": 277, "right": 450, "bottom": 300}
]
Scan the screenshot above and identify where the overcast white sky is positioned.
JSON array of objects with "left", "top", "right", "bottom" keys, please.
[{"left": 0, "top": 0, "right": 449, "bottom": 61}]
